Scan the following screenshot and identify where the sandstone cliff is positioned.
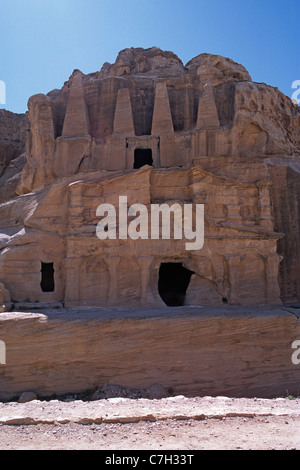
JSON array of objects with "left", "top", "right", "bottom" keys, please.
[{"left": 0, "top": 109, "right": 29, "bottom": 203}]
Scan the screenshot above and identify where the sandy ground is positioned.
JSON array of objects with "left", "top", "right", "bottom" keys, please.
[
  {"left": 0, "top": 416, "right": 299, "bottom": 450},
  {"left": 0, "top": 395, "right": 299, "bottom": 450}
]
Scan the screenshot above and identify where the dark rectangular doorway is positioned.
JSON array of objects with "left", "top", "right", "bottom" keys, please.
[
  {"left": 40, "top": 262, "right": 55, "bottom": 292},
  {"left": 134, "top": 148, "right": 153, "bottom": 169}
]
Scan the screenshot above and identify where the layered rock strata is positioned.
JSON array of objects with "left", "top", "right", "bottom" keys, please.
[{"left": 0, "top": 306, "right": 299, "bottom": 401}]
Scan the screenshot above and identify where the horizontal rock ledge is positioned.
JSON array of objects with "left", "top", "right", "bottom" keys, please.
[{"left": 0, "top": 306, "right": 299, "bottom": 401}]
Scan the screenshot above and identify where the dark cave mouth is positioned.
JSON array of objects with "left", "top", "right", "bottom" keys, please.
[{"left": 158, "top": 262, "right": 194, "bottom": 307}]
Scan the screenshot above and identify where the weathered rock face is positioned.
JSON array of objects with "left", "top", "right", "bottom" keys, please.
[
  {"left": 0, "top": 165, "right": 283, "bottom": 308},
  {"left": 0, "top": 47, "right": 299, "bottom": 309},
  {"left": 0, "top": 306, "right": 299, "bottom": 401},
  {"left": 0, "top": 110, "right": 29, "bottom": 203},
  {"left": 17, "top": 47, "right": 300, "bottom": 196}
]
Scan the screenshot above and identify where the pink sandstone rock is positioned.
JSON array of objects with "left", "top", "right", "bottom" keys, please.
[
  {"left": 0, "top": 47, "right": 299, "bottom": 308},
  {"left": 0, "top": 48, "right": 299, "bottom": 399}
]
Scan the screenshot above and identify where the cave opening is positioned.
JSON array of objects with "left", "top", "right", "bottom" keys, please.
[
  {"left": 133, "top": 148, "right": 153, "bottom": 169},
  {"left": 158, "top": 262, "right": 194, "bottom": 307},
  {"left": 40, "top": 262, "right": 55, "bottom": 293}
]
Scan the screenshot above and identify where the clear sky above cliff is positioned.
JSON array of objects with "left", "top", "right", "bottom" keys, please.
[{"left": 1, "top": 0, "right": 299, "bottom": 114}]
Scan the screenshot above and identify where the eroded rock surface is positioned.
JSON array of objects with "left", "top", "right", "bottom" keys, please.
[
  {"left": 0, "top": 306, "right": 299, "bottom": 401},
  {"left": 0, "top": 110, "right": 29, "bottom": 203}
]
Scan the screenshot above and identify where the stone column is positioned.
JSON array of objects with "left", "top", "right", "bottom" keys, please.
[
  {"left": 136, "top": 256, "right": 157, "bottom": 306},
  {"left": 262, "top": 254, "right": 283, "bottom": 304},
  {"left": 125, "top": 138, "right": 135, "bottom": 170},
  {"left": 194, "top": 130, "right": 207, "bottom": 158},
  {"left": 0, "top": 283, "right": 11, "bottom": 313},
  {"left": 68, "top": 183, "right": 83, "bottom": 233},
  {"left": 225, "top": 255, "right": 241, "bottom": 304},
  {"left": 107, "top": 256, "right": 120, "bottom": 306},
  {"left": 230, "top": 125, "right": 239, "bottom": 158},
  {"left": 64, "top": 257, "right": 81, "bottom": 307},
  {"left": 258, "top": 182, "right": 273, "bottom": 230},
  {"left": 224, "top": 188, "right": 242, "bottom": 225}
]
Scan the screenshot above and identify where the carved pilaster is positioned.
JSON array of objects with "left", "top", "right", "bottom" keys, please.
[
  {"left": 225, "top": 255, "right": 241, "bottom": 304},
  {"left": 258, "top": 181, "right": 273, "bottom": 229},
  {"left": 0, "top": 282, "right": 11, "bottom": 313},
  {"left": 262, "top": 254, "right": 283, "bottom": 304},
  {"left": 64, "top": 257, "right": 81, "bottom": 306},
  {"left": 136, "top": 256, "right": 156, "bottom": 306},
  {"left": 107, "top": 256, "right": 120, "bottom": 306}
]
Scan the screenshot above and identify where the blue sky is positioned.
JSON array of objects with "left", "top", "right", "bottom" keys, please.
[{"left": 1, "top": 0, "right": 299, "bottom": 114}]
